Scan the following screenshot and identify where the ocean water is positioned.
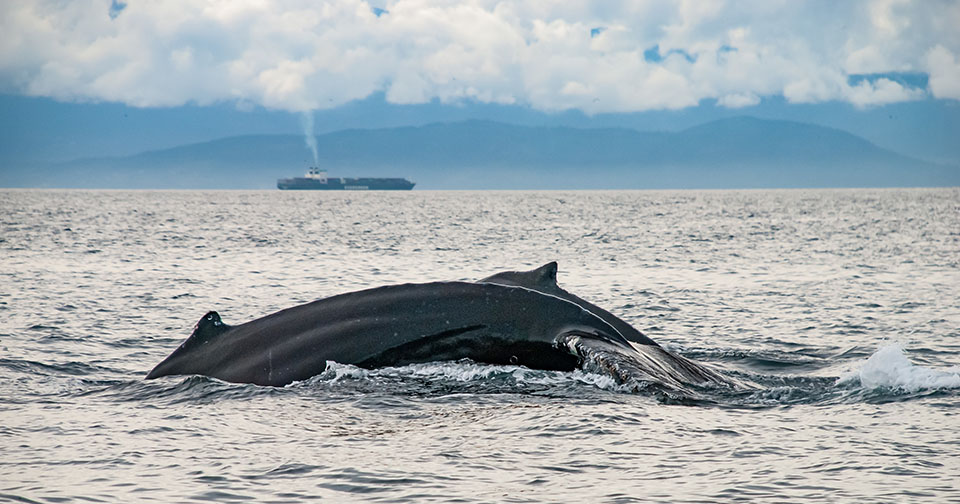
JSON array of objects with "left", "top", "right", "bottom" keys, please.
[{"left": 1, "top": 188, "right": 959, "bottom": 503}]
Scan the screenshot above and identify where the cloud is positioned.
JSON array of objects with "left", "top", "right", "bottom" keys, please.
[
  {"left": 925, "top": 45, "right": 960, "bottom": 100},
  {"left": 718, "top": 92, "right": 760, "bottom": 108},
  {"left": 0, "top": 0, "right": 956, "bottom": 113},
  {"left": 846, "top": 77, "right": 926, "bottom": 107}
]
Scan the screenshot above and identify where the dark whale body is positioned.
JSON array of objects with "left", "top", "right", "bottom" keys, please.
[
  {"left": 148, "top": 265, "right": 738, "bottom": 392},
  {"left": 147, "top": 281, "right": 634, "bottom": 387}
]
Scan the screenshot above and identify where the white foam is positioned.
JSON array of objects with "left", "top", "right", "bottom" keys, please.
[
  {"left": 320, "top": 361, "right": 372, "bottom": 381},
  {"left": 838, "top": 343, "right": 960, "bottom": 392},
  {"left": 305, "top": 360, "right": 623, "bottom": 391},
  {"left": 386, "top": 360, "right": 524, "bottom": 381}
]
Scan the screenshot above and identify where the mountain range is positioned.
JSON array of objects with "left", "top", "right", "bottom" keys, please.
[{"left": 3, "top": 117, "right": 956, "bottom": 189}]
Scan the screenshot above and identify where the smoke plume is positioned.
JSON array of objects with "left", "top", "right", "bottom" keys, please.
[{"left": 301, "top": 111, "right": 319, "bottom": 166}]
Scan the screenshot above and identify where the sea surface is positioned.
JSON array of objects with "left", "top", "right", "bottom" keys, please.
[{"left": 1, "top": 188, "right": 959, "bottom": 503}]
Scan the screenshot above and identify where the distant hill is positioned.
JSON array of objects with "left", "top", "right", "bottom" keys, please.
[{"left": 3, "top": 117, "right": 956, "bottom": 189}]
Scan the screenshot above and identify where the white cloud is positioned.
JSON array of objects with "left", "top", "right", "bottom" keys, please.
[
  {"left": 846, "top": 78, "right": 926, "bottom": 107},
  {"left": 868, "top": 0, "right": 912, "bottom": 37},
  {"left": 845, "top": 46, "right": 888, "bottom": 74},
  {"left": 718, "top": 92, "right": 760, "bottom": 108},
  {"left": 0, "top": 0, "right": 956, "bottom": 113},
  {"left": 925, "top": 45, "right": 960, "bottom": 100}
]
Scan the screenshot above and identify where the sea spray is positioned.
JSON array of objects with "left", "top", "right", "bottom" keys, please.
[
  {"left": 300, "top": 110, "right": 319, "bottom": 166},
  {"left": 838, "top": 343, "right": 960, "bottom": 392}
]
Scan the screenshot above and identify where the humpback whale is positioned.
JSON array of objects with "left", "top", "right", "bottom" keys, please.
[{"left": 147, "top": 265, "right": 737, "bottom": 392}]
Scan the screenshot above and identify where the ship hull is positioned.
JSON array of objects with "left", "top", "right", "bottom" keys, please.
[{"left": 277, "top": 177, "right": 415, "bottom": 191}]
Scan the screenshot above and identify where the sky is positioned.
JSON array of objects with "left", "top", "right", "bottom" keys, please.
[{"left": 1, "top": 0, "right": 959, "bottom": 164}]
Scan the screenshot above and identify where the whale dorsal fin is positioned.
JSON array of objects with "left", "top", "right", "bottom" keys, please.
[
  {"left": 180, "top": 311, "right": 231, "bottom": 350},
  {"left": 532, "top": 261, "right": 559, "bottom": 288},
  {"left": 479, "top": 261, "right": 560, "bottom": 291}
]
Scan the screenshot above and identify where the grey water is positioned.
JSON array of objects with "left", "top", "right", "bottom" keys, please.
[{"left": 1, "top": 188, "right": 959, "bottom": 503}]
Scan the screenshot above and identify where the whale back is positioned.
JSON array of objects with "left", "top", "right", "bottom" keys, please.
[{"left": 146, "top": 281, "right": 631, "bottom": 386}]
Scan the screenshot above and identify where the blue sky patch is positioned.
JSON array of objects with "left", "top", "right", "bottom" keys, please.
[
  {"left": 108, "top": 0, "right": 126, "bottom": 20},
  {"left": 644, "top": 45, "right": 696, "bottom": 63}
]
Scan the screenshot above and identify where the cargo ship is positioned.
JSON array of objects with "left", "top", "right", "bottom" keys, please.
[{"left": 277, "top": 167, "right": 415, "bottom": 190}]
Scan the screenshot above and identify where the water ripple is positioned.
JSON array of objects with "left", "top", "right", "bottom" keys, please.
[{"left": 1, "top": 188, "right": 958, "bottom": 503}]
